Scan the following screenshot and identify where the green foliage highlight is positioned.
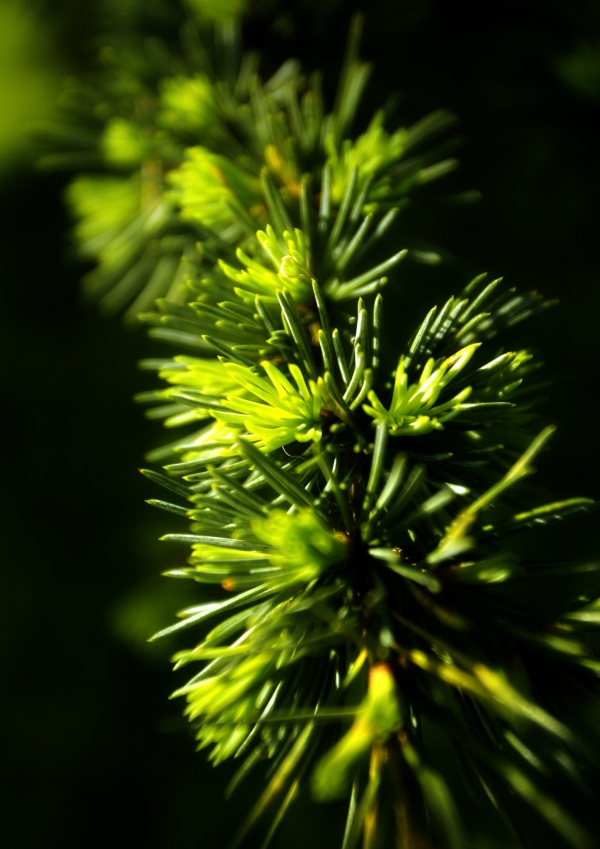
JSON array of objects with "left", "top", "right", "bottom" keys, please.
[
  {"left": 220, "top": 226, "right": 312, "bottom": 304},
  {"left": 0, "top": 1, "right": 59, "bottom": 171},
  {"left": 102, "top": 118, "right": 150, "bottom": 167},
  {"left": 253, "top": 509, "right": 348, "bottom": 581},
  {"left": 169, "top": 146, "right": 262, "bottom": 231},
  {"left": 214, "top": 362, "right": 324, "bottom": 451},
  {"left": 157, "top": 75, "right": 217, "bottom": 134},
  {"left": 363, "top": 344, "right": 480, "bottom": 435}
]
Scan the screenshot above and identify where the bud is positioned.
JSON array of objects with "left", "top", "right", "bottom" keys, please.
[
  {"left": 311, "top": 664, "right": 402, "bottom": 800},
  {"left": 280, "top": 255, "right": 309, "bottom": 280}
]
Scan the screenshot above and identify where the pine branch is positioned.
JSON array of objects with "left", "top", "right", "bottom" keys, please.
[{"left": 45, "top": 4, "right": 600, "bottom": 849}]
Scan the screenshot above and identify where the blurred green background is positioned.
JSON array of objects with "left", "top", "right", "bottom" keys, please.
[{"left": 1, "top": 0, "right": 600, "bottom": 846}]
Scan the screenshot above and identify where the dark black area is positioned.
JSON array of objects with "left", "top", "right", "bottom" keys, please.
[{"left": 1, "top": 1, "right": 599, "bottom": 847}]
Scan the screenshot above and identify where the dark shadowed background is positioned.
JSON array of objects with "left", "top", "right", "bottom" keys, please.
[{"left": 1, "top": 1, "right": 600, "bottom": 846}]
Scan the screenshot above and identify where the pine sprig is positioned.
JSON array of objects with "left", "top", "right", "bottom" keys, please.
[
  {"left": 48, "top": 5, "right": 600, "bottom": 849},
  {"left": 41, "top": 11, "right": 456, "bottom": 322}
]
